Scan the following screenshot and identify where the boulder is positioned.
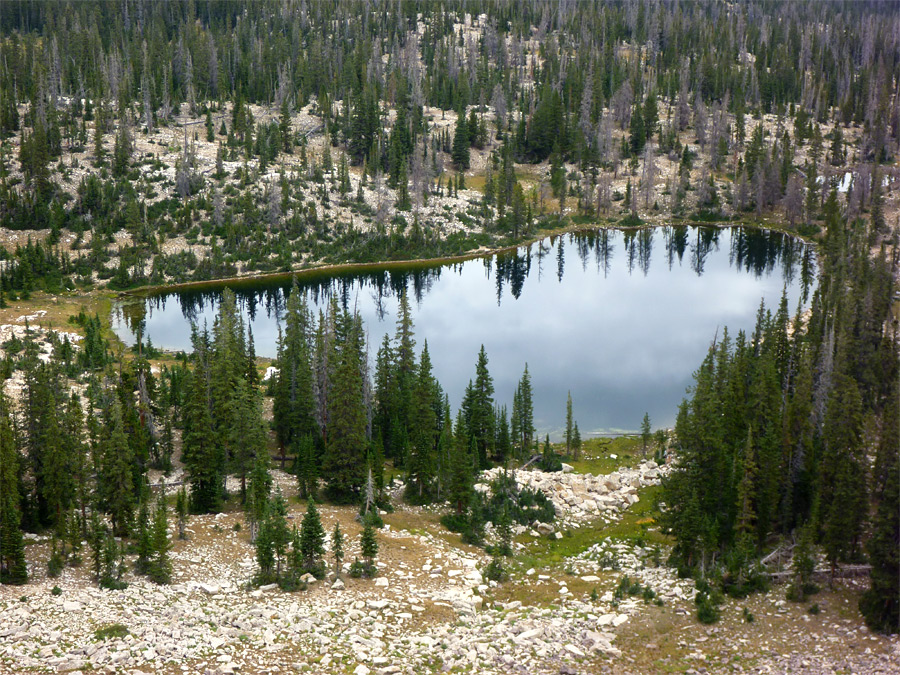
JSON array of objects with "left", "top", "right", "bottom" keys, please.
[{"left": 535, "top": 522, "right": 555, "bottom": 536}]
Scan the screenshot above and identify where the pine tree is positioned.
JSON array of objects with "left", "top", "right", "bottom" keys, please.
[
  {"left": 98, "top": 399, "right": 135, "bottom": 537},
  {"left": 149, "top": 489, "right": 171, "bottom": 584},
  {"left": 395, "top": 160, "right": 411, "bottom": 210},
  {"left": 448, "top": 410, "right": 475, "bottom": 514},
  {"left": 512, "top": 364, "right": 534, "bottom": 457},
  {"left": 323, "top": 312, "right": 368, "bottom": 502},
  {"left": 246, "top": 449, "right": 272, "bottom": 542},
  {"left": 331, "top": 522, "right": 344, "bottom": 578},
  {"left": 407, "top": 342, "right": 439, "bottom": 501},
  {"left": 280, "top": 98, "right": 292, "bottom": 154},
  {"left": 640, "top": 412, "right": 652, "bottom": 458},
  {"left": 299, "top": 496, "right": 325, "bottom": 576},
  {"left": 451, "top": 109, "right": 470, "bottom": 170},
  {"left": 254, "top": 504, "right": 276, "bottom": 584},
  {"left": 0, "top": 398, "right": 27, "bottom": 585},
  {"left": 859, "top": 382, "right": 899, "bottom": 633},
  {"left": 268, "top": 488, "right": 290, "bottom": 579},
  {"left": 629, "top": 102, "right": 646, "bottom": 155},
  {"left": 643, "top": 90, "right": 659, "bottom": 142},
  {"left": 463, "top": 346, "right": 495, "bottom": 469},
  {"left": 182, "top": 329, "right": 223, "bottom": 514},
  {"left": 572, "top": 423, "right": 582, "bottom": 459},
  {"left": 360, "top": 520, "right": 378, "bottom": 575},
  {"left": 820, "top": 368, "right": 867, "bottom": 574},
  {"left": 565, "top": 392, "right": 574, "bottom": 455},
  {"left": 273, "top": 281, "right": 318, "bottom": 459},
  {"left": 135, "top": 498, "right": 153, "bottom": 574}
]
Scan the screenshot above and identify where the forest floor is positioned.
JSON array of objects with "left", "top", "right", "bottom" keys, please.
[{"left": 1, "top": 434, "right": 897, "bottom": 675}]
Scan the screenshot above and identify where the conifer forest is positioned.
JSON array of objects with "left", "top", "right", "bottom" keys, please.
[{"left": 0, "top": 1, "right": 898, "bottom": 673}]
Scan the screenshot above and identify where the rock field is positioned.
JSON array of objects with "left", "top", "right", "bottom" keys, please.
[{"left": 1, "top": 463, "right": 897, "bottom": 675}]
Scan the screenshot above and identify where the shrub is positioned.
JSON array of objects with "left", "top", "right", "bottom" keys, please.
[
  {"left": 696, "top": 596, "right": 721, "bottom": 624},
  {"left": 51, "top": 586, "right": 62, "bottom": 596},
  {"left": 483, "top": 557, "right": 509, "bottom": 583},
  {"left": 94, "top": 624, "right": 129, "bottom": 641}
]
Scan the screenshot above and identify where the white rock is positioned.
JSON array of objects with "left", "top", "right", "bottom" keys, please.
[
  {"left": 564, "top": 644, "right": 585, "bottom": 657},
  {"left": 331, "top": 578, "right": 345, "bottom": 591},
  {"left": 374, "top": 577, "right": 389, "bottom": 588},
  {"left": 62, "top": 601, "right": 82, "bottom": 613},
  {"left": 354, "top": 666, "right": 370, "bottom": 675}
]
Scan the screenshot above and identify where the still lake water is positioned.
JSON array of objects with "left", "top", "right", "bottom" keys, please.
[{"left": 112, "top": 227, "right": 815, "bottom": 440}]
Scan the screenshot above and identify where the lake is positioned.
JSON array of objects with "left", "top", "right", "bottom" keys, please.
[{"left": 112, "top": 226, "right": 816, "bottom": 440}]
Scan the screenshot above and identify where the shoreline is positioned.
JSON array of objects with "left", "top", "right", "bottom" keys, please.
[{"left": 115, "top": 218, "right": 818, "bottom": 300}]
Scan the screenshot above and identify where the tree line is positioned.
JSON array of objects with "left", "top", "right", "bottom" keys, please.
[{"left": 662, "top": 188, "right": 898, "bottom": 633}]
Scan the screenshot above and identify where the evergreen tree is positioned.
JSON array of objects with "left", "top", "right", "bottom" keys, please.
[
  {"left": 463, "top": 346, "right": 495, "bottom": 469},
  {"left": 299, "top": 496, "right": 325, "bottom": 576},
  {"left": 643, "top": 90, "right": 659, "bottom": 142},
  {"left": 135, "top": 498, "right": 153, "bottom": 574},
  {"left": 268, "top": 488, "right": 290, "bottom": 579},
  {"left": 407, "top": 342, "right": 439, "bottom": 501},
  {"left": 254, "top": 503, "right": 276, "bottom": 584},
  {"left": 859, "top": 382, "right": 899, "bottom": 633},
  {"left": 572, "top": 422, "right": 582, "bottom": 459},
  {"left": 512, "top": 364, "right": 534, "bottom": 457},
  {"left": 280, "top": 98, "right": 293, "bottom": 154},
  {"left": 360, "top": 520, "right": 378, "bottom": 574},
  {"left": 98, "top": 399, "right": 135, "bottom": 537},
  {"left": 246, "top": 449, "right": 272, "bottom": 542},
  {"left": 448, "top": 410, "right": 474, "bottom": 514},
  {"left": 820, "top": 367, "right": 868, "bottom": 573},
  {"left": 149, "top": 489, "right": 171, "bottom": 583},
  {"left": 0, "top": 398, "right": 27, "bottom": 585},
  {"left": 182, "top": 329, "right": 223, "bottom": 514},
  {"left": 273, "top": 281, "right": 318, "bottom": 459},
  {"left": 640, "top": 412, "right": 652, "bottom": 457},
  {"left": 629, "top": 102, "right": 646, "bottom": 155},
  {"left": 451, "top": 110, "right": 470, "bottom": 170},
  {"left": 331, "top": 522, "right": 344, "bottom": 578},
  {"left": 323, "top": 312, "right": 367, "bottom": 502},
  {"left": 565, "top": 392, "right": 574, "bottom": 456}
]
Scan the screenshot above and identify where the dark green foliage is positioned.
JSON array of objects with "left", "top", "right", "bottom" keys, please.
[
  {"left": 47, "top": 538, "right": 64, "bottom": 578},
  {"left": 331, "top": 523, "right": 344, "bottom": 578},
  {"left": 360, "top": 521, "right": 378, "bottom": 572},
  {"left": 322, "top": 309, "right": 368, "bottom": 503},
  {"left": 451, "top": 110, "right": 470, "bottom": 170},
  {"left": 299, "top": 497, "right": 325, "bottom": 577},
  {"left": 537, "top": 435, "right": 562, "bottom": 472},
  {"left": 0, "top": 395, "right": 27, "bottom": 585},
  {"left": 859, "top": 382, "right": 899, "bottom": 633},
  {"left": 483, "top": 556, "right": 509, "bottom": 583},
  {"left": 148, "top": 491, "right": 172, "bottom": 584}
]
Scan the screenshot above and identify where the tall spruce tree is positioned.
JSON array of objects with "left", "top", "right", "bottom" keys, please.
[
  {"left": 322, "top": 311, "right": 368, "bottom": 502},
  {"left": 0, "top": 396, "right": 27, "bottom": 585},
  {"left": 859, "top": 381, "right": 899, "bottom": 633}
]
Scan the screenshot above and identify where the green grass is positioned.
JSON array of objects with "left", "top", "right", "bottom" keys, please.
[
  {"left": 515, "top": 485, "right": 668, "bottom": 569},
  {"left": 94, "top": 623, "right": 129, "bottom": 641},
  {"left": 567, "top": 436, "right": 648, "bottom": 475}
]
